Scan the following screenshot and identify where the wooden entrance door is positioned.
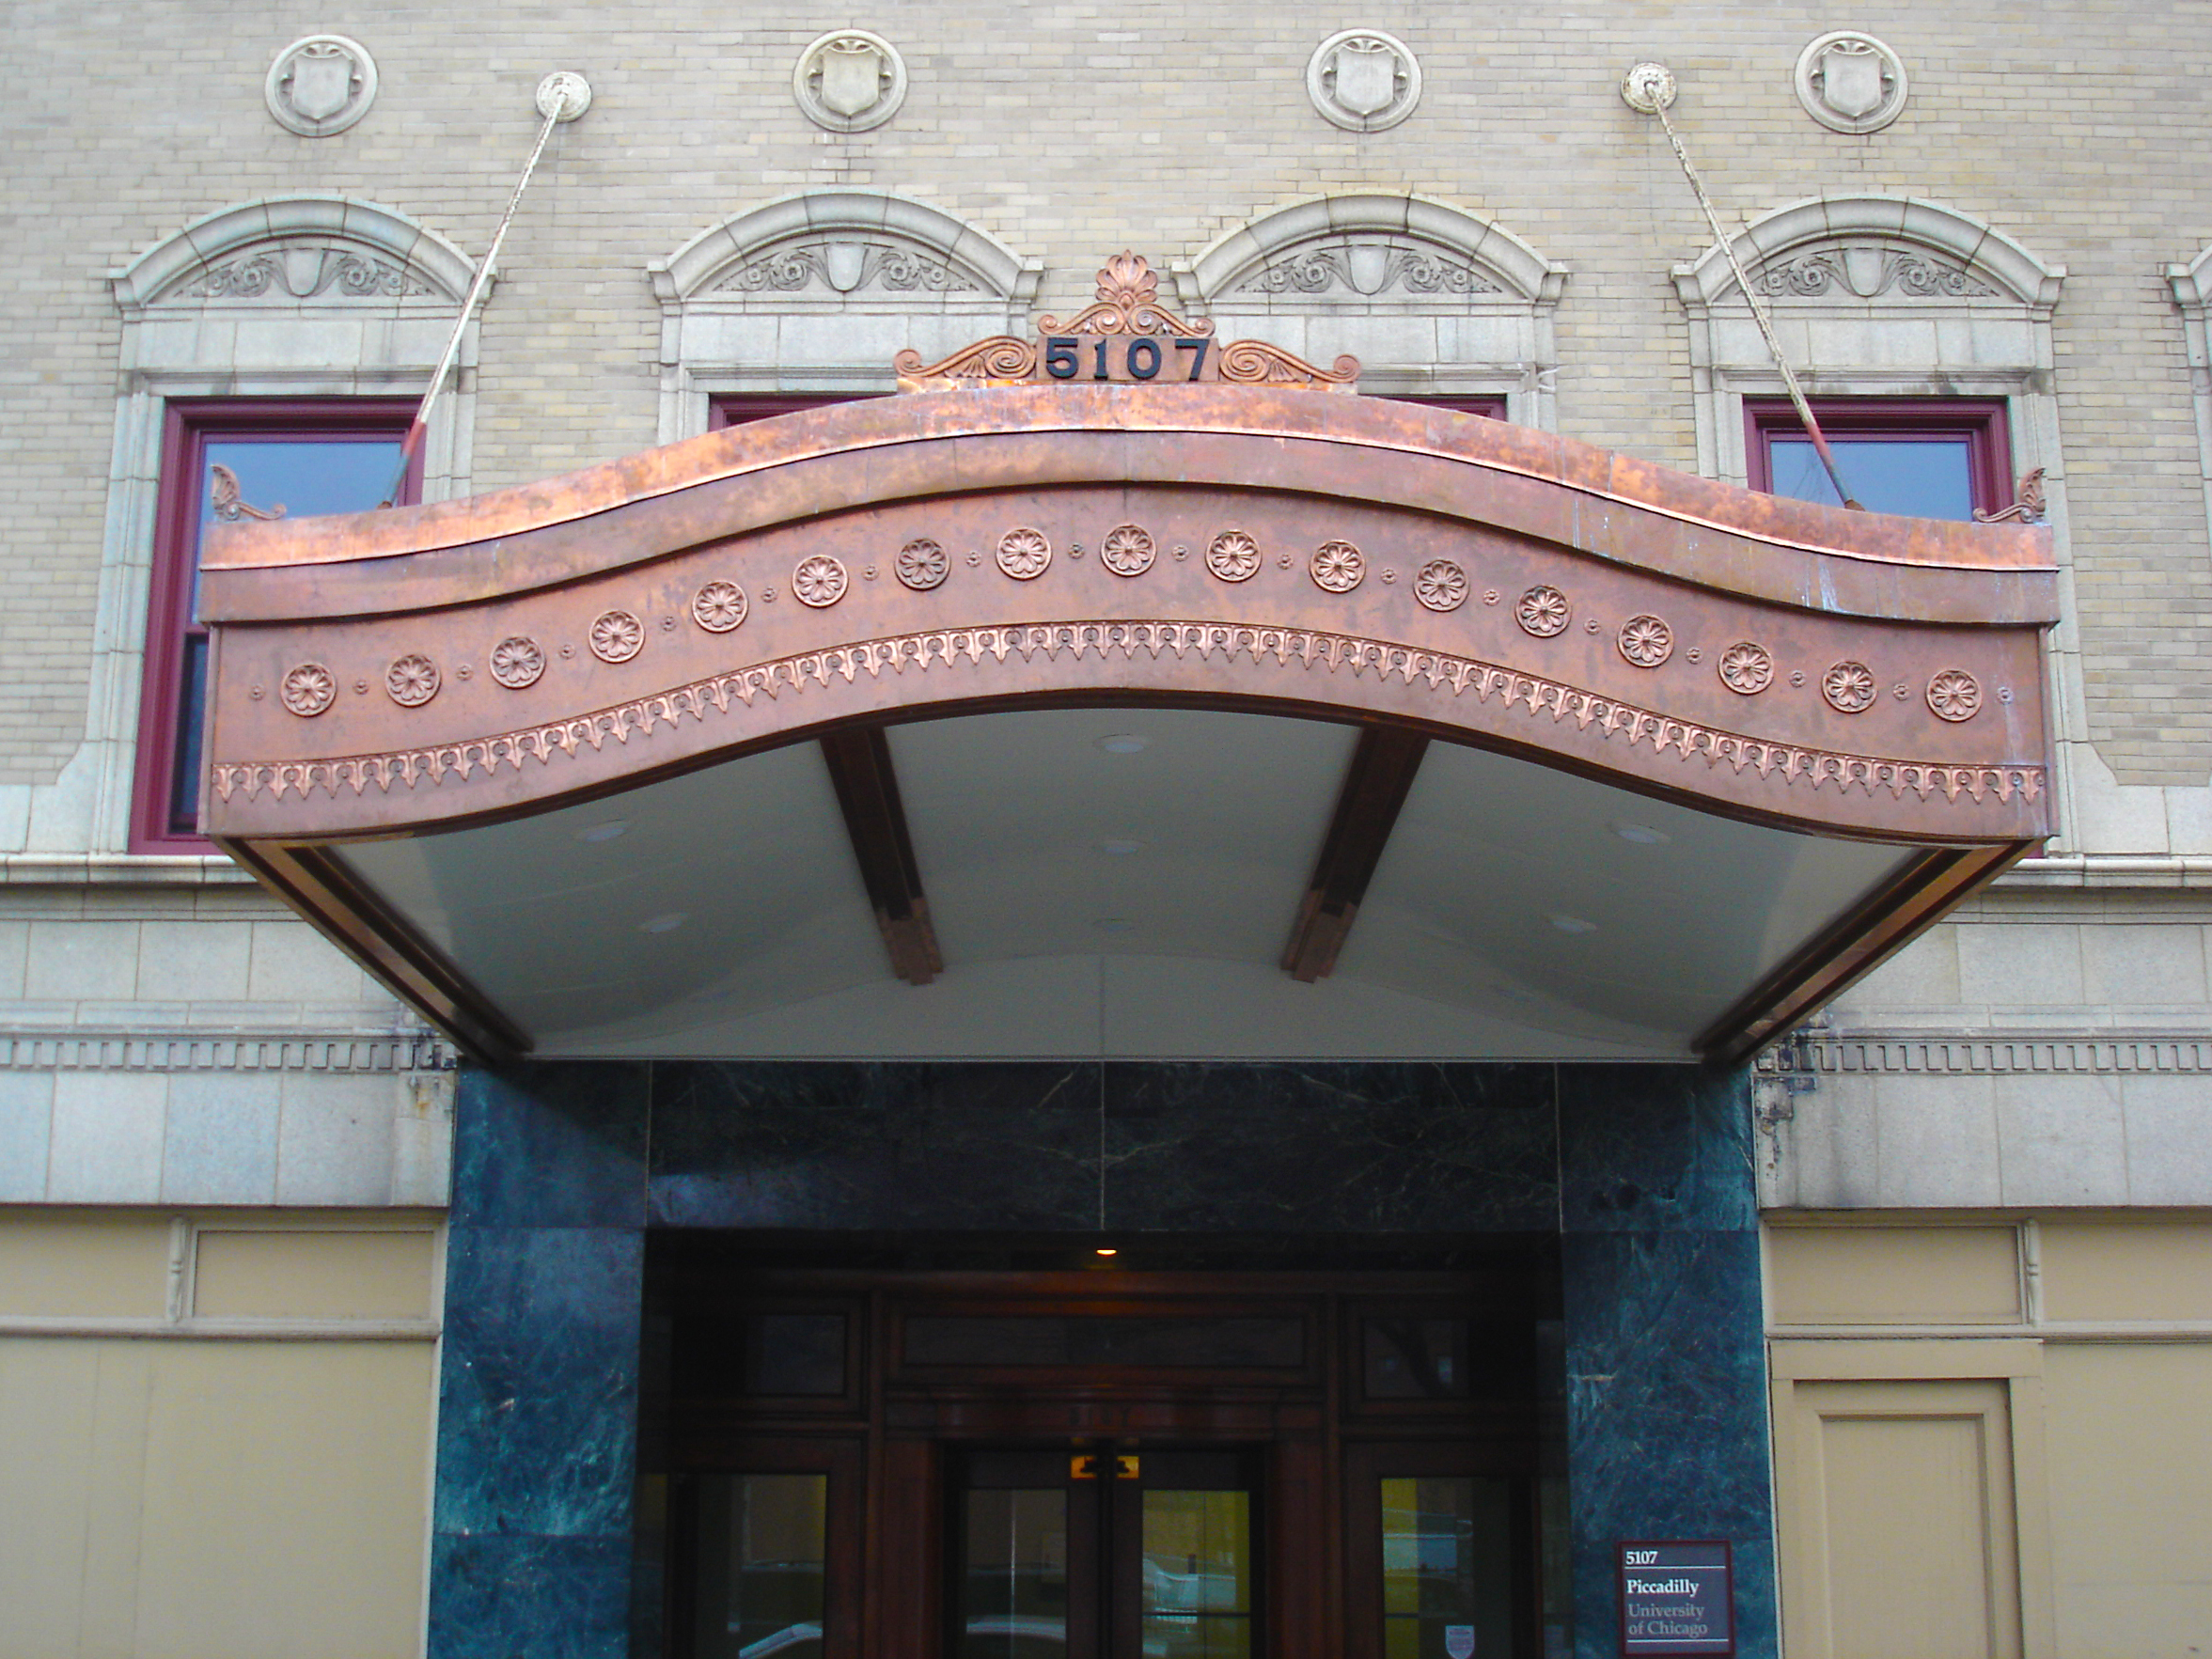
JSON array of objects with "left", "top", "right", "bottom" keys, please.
[{"left": 654, "top": 1257, "right": 1559, "bottom": 1659}]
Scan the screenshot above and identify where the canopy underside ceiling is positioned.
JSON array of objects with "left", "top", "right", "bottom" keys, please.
[{"left": 199, "top": 387, "right": 2057, "bottom": 1063}]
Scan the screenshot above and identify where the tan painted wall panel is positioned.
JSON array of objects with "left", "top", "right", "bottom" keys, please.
[
  {"left": 1768, "top": 1227, "right": 2022, "bottom": 1325},
  {"left": 2040, "top": 1221, "right": 2212, "bottom": 1323},
  {"left": 0, "top": 1211, "right": 169, "bottom": 1317},
  {"left": 1780, "top": 1378, "right": 2020, "bottom": 1659},
  {"left": 193, "top": 1227, "right": 436, "bottom": 1320},
  {"left": 0, "top": 1337, "right": 434, "bottom": 1659},
  {"left": 2044, "top": 1343, "right": 2212, "bottom": 1656}
]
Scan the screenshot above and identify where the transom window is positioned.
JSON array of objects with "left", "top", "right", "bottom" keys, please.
[{"left": 1744, "top": 398, "right": 2011, "bottom": 521}]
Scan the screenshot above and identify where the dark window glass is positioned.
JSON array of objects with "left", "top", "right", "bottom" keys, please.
[
  {"left": 675, "top": 1311, "right": 848, "bottom": 1397},
  {"left": 690, "top": 1473, "right": 828, "bottom": 1659},
  {"left": 743, "top": 1312, "right": 848, "bottom": 1395},
  {"left": 1745, "top": 398, "right": 2011, "bottom": 522},
  {"left": 1364, "top": 1320, "right": 1470, "bottom": 1400},
  {"left": 136, "top": 404, "right": 416, "bottom": 849},
  {"left": 905, "top": 1315, "right": 1303, "bottom": 1369}
]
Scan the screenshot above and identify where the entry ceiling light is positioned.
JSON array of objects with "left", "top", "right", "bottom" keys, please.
[
  {"left": 1611, "top": 822, "right": 1671, "bottom": 846},
  {"left": 1548, "top": 913, "right": 1599, "bottom": 935},
  {"left": 637, "top": 911, "right": 689, "bottom": 934},
  {"left": 576, "top": 819, "right": 630, "bottom": 843},
  {"left": 1096, "top": 734, "right": 1149, "bottom": 754}
]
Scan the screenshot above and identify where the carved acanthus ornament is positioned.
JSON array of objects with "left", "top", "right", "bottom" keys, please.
[
  {"left": 895, "top": 253, "right": 1358, "bottom": 390},
  {"left": 171, "top": 244, "right": 438, "bottom": 302},
  {"left": 1236, "top": 246, "right": 1502, "bottom": 299},
  {"left": 711, "top": 240, "right": 978, "bottom": 298},
  {"left": 1753, "top": 248, "right": 2000, "bottom": 301}
]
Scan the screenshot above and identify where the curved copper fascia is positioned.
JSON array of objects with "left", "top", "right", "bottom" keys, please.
[
  {"left": 202, "top": 465, "right": 2054, "bottom": 847},
  {"left": 200, "top": 386, "right": 2057, "bottom": 628}
]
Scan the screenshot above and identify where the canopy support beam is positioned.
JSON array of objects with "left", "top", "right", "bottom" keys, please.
[
  {"left": 1282, "top": 726, "right": 1430, "bottom": 983},
  {"left": 821, "top": 726, "right": 944, "bottom": 985}
]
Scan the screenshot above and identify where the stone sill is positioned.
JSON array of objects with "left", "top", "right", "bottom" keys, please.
[
  {"left": 0, "top": 854, "right": 257, "bottom": 885},
  {"left": 1997, "top": 855, "right": 2212, "bottom": 889}
]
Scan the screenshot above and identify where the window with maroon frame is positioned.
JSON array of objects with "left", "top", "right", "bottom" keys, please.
[
  {"left": 1744, "top": 398, "right": 2012, "bottom": 521},
  {"left": 134, "top": 400, "right": 421, "bottom": 850},
  {"left": 1371, "top": 393, "right": 1509, "bottom": 421},
  {"left": 709, "top": 394, "right": 878, "bottom": 430}
]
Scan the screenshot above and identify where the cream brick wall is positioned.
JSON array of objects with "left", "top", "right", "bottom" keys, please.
[{"left": 6, "top": 4, "right": 2212, "bottom": 787}]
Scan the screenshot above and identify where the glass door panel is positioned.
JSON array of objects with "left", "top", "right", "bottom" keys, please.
[
  {"left": 691, "top": 1472, "right": 829, "bottom": 1659},
  {"left": 1378, "top": 1477, "right": 1514, "bottom": 1659},
  {"left": 959, "top": 1487, "right": 1075, "bottom": 1659},
  {"left": 1140, "top": 1488, "right": 1252, "bottom": 1659}
]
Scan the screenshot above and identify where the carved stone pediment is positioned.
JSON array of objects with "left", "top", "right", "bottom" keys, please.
[
  {"left": 708, "top": 237, "right": 982, "bottom": 299},
  {"left": 160, "top": 238, "right": 447, "bottom": 304},
  {"left": 1752, "top": 244, "right": 2000, "bottom": 303},
  {"left": 1233, "top": 239, "right": 1503, "bottom": 302}
]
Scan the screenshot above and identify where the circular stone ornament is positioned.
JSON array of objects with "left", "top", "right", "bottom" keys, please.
[
  {"left": 1516, "top": 585, "right": 1571, "bottom": 638},
  {"left": 691, "top": 582, "right": 748, "bottom": 632},
  {"left": 792, "top": 556, "right": 849, "bottom": 608},
  {"left": 1823, "top": 660, "right": 1878, "bottom": 714},
  {"left": 793, "top": 30, "right": 908, "bottom": 133},
  {"left": 489, "top": 636, "right": 546, "bottom": 688},
  {"left": 1101, "top": 524, "right": 1156, "bottom": 577},
  {"left": 1310, "top": 540, "right": 1365, "bottom": 593},
  {"left": 1617, "top": 615, "right": 1674, "bottom": 668},
  {"left": 996, "top": 528, "right": 1053, "bottom": 580},
  {"left": 265, "top": 35, "right": 379, "bottom": 137},
  {"left": 1718, "top": 641, "right": 1774, "bottom": 696},
  {"left": 589, "top": 610, "right": 645, "bottom": 664},
  {"left": 279, "top": 663, "right": 337, "bottom": 717},
  {"left": 1206, "top": 530, "right": 1262, "bottom": 583},
  {"left": 385, "top": 653, "right": 440, "bottom": 707},
  {"left": 1794, "top": 32, "right": 1908, "bottom": 134},
  {"left": 896, "top": 539, "right": 949, "bottom": 590},
  {"left": 1926, "top": 668, "right": 1983, "bottom": 723},
  {"left": 1306, "top": 29, "right": 1421, "bottom": 133},
  {"left": 1414, "top": 559, "right": 1468, "bottom": 613}
]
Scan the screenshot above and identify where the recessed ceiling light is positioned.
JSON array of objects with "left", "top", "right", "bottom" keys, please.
[
  {"left": 1547, "top": 913, "right": 1598, "bottom": 935},
  {"left": 637, "top": 911, "right": 689, "bottom": 934},
  {"left": 1094, "top": 1246, "right": 1119, "bottom": 1258},
  {"left": 1097, "top": 734, "right": 1149, "bottom": 754},
  {"left": 1092, "top": 916, "right": 1137, "bottom": 932},
  {"left": 1099, "top": 838, "right": 1145, "bottom": 855},
  {"left": 1611, "top": 822, "right": 1670, "bottom": 846},
  {"left": 576, "top": 820, "right": 630, "bottom": 843}
]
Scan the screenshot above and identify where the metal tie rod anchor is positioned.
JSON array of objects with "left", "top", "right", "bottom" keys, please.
[
  {"left": 1620, "top": 61, "right": 1860, "bottom": 510},
  {"left": 384, "top": 71, "right": 592, "bottom": 505}
]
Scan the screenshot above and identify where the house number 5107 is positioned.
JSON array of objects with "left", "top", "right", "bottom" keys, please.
[{"left": 1043, "top": 336, "right": 1215, "bottom": 382}]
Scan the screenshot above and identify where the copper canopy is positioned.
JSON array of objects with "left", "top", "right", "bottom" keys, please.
[{"left": 196, "top": 386, "right": 2056, "bottom": 1065}]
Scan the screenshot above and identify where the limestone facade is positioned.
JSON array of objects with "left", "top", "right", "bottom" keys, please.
[{"left": 7, "top": 5, "right": 2212, "bottom": 1654}]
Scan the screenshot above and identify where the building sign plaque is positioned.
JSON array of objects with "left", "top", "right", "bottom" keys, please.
[
  {"left": 896, "top": 251, "right": 1358, "bottom": 390},
  {"left": 1617, "top": 1542, "right": 1734, "bottom": 1657}
]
